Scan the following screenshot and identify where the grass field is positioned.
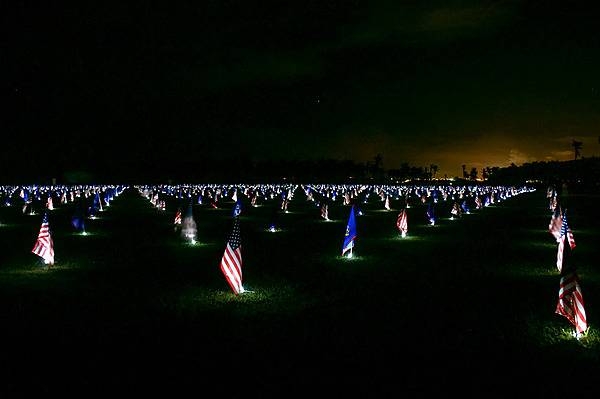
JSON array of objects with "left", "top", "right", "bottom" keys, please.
[{"left": 1, "top": 184, "right": 599, "bottom": 396}]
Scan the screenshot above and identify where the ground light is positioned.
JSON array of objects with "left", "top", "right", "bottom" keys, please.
[{"left": 267, "top": 224, "right": 281, "bottom": 233}]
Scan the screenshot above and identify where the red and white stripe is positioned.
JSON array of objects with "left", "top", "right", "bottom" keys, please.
[
  {"left": 32, "top": 218, "right": 54, "bottom": 265},
  {"left": 556, "top": 272, "right": 587, "bottom": 335},
  {"left": 220, "top": 217, "right": 244, "bottom": 295},
  {"left": 220, "top": 242, "right": 243, "bottom": 295},
  {"left": 555, "top": 236, "right": 565, "bottom": 272}
]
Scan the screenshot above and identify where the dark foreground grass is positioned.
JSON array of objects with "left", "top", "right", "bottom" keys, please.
[{"left": 1, "top": 186, "right": 599, "bottom": 396}]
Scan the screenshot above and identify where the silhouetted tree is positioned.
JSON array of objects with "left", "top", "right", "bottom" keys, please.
[
  {"left": 572, "top": 139, "right": 583, "bottom": 160},
  {"left": 469, "top": 167, "right": 478, "bottom": 180},
  {"left": 430, "top": 164, "right": 438, "bottom": 179}
]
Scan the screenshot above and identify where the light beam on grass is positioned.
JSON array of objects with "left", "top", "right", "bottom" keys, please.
[
  {"left": 267, "top": 224, "right": 282, "bottom": 233},
  {"left": 386, "top": 234, "right": 422, "bottom": 241},
  {"left": 0, "top": 260, "right": 79, "bottom": 276},
  {"left": 169, "top": 285, "right": 308, "bottom": 314},
  {"left": 529, "top": 319, "right": 599, "bottom": 348},
  {"left": 339, "top": 254, "right": 365, "bottom": 262}
]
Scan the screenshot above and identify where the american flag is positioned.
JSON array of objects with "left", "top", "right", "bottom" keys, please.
[
  {"left": 556, "top": 271, "right": 587, "bottom": 336},
  {"left": 321, "top": 203, "right": 329, "bottom": 220},
  {"left": 220, "top": 216, "right": 244, "bottom": 295},
  {"left": 560, "top": 209, "right": 576, "bottom": 250},
  {"left": 549, "top": 208, "right": 576, "bottom": 272},
  {"left": 174, "top": 208, "right": 182, "bottom": 225},
  {"left": 32, "top": 212, "right": 54, "bottom": 265},
  {"left": 397, "top": 208, "right": 408, "bottom": 236},
  {"left": 548, "top": 207, "right": 562, "bottom": 242}
]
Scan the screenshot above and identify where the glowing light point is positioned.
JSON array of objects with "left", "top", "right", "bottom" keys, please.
[{"left": 401, "top": 232, "right": 407, "bottom": 238}]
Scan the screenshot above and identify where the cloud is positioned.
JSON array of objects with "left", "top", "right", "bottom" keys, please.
[
  {"left": 508, "top": 148, "right": 533, "bottom": 165},
  {"left": 343, "top": 0, "right": 518, "bottom": 47}
]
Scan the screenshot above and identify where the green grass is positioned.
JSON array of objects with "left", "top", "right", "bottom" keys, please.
[{"left": 1, "top": 186, "right": 599, "bottom": 396}]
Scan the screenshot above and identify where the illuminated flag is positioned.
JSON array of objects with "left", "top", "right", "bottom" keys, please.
[
  {"left": 232, "top": 200, "right": 242, "bottom": 217},
  {"left": 174, "top": 208, "right": 182, "bottom": 226},
  {"left": 341, "top": 205, "right": 357, "bottom": 257},
  {"left": 426, "top": 202, "right": 435, "bottom": 225},
  {"left": 321, "top": 203, "right": 329, "bottom": 220},
  {"left": 384, "top": 196, "right": 391, "bottom": 210},
  {"left": 549, "top": 208, "right": 576, "bottom": 272},
  {"left": 556, "top": 271, "right": 587, "bottom": 336},
  {"left": 46, "top": 195, "right": 54, "bottom": 210},
  {"left": 32, "top": 212, "right": 54, "bottom": 265},
  {"left": 548, "top": 207, "right": 562, "bottom": 242},
  {"left": 397, "top": 208, "right": 408, "bottom": 237},
  {"left": 71, "top": 203, "right": 86, "bottom": 232},
  {"left": 220, "top": 216, "right": 244, "bottom": 295},
  {"left": 461, "top": 200, "right": 470, "bottom": 214},
  {"left": 560, "top": 209, "right": 576, "bottom": 250},
  {"left": 281, "top": 197, "right": 289, "bottom": 212},
  {"left": 450, "top": 202, "right": 461, "bottom": 218},
  {"left": 181, "top": 202, "right": 197, "bottom": 242},
  {"left": 92, "top": 192, "right": 103, "bottom": 213}
]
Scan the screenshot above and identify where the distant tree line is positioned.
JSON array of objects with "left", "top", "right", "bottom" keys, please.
[{"left": 3, "top": 153, "right": 600, "bottom": 192}]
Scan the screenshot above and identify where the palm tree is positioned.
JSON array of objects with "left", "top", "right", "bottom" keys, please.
[
  {"left": 430, "top": 164, "right": 438, "bottom": 179},
  {"left": 572, "top": 139, "right": 583, "bottom": 160}
]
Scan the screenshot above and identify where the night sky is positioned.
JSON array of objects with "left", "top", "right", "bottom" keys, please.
[{"left": 3, "top": 1, "right": 600, "bottom": 180}]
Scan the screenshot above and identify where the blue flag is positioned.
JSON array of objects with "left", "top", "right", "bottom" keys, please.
[
  {"left": 71, "top": 200, "right": 86, "bottom": 232},
  {"left": 341, "top": 205, "right": 357, "bottom": 256},
  {"left": 232, "top": 200, "right": 242, "bottom": 217},
  {"left": 72, "top": 212, "right": 85, "bottom": 232},
  {"left": 426, "top": 201, "right": 436, "bottom": 225}
]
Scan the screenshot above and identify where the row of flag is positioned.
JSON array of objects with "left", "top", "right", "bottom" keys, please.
[{"left": 26, "top": 183, "right": 591, "bottom": 339}]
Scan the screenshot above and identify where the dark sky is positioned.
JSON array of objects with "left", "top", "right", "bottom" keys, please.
[{"left": 3, "top": 0, "right": 600, "bottom": 180}]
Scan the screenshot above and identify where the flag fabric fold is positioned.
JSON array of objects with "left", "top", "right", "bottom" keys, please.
[
  {"left": 32, "top": 212, "right": 54, "bottom": 265},
  {"left": 174, "top": 207, "right": 182, "bottom": 226},
  {"left": 321, "top": 203, "right": 329, "bottom": 220},
  {"left": 397, "top": 208, "right": 408, "bottom": 237},
  {"left": 549, "top": 208, "right": 576, "bottom": 273},
  {"left": 341, "top": 205, "right": 357, "bottom": 257},
  {"left": 556, "top": 271, "right": 587, "bottom": 336},
  {"left": 220, "top": 216, "right": 244, "bottom": 295},
  {"left": 232, "top": 200, "right": 242, "bottom": 217}
]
